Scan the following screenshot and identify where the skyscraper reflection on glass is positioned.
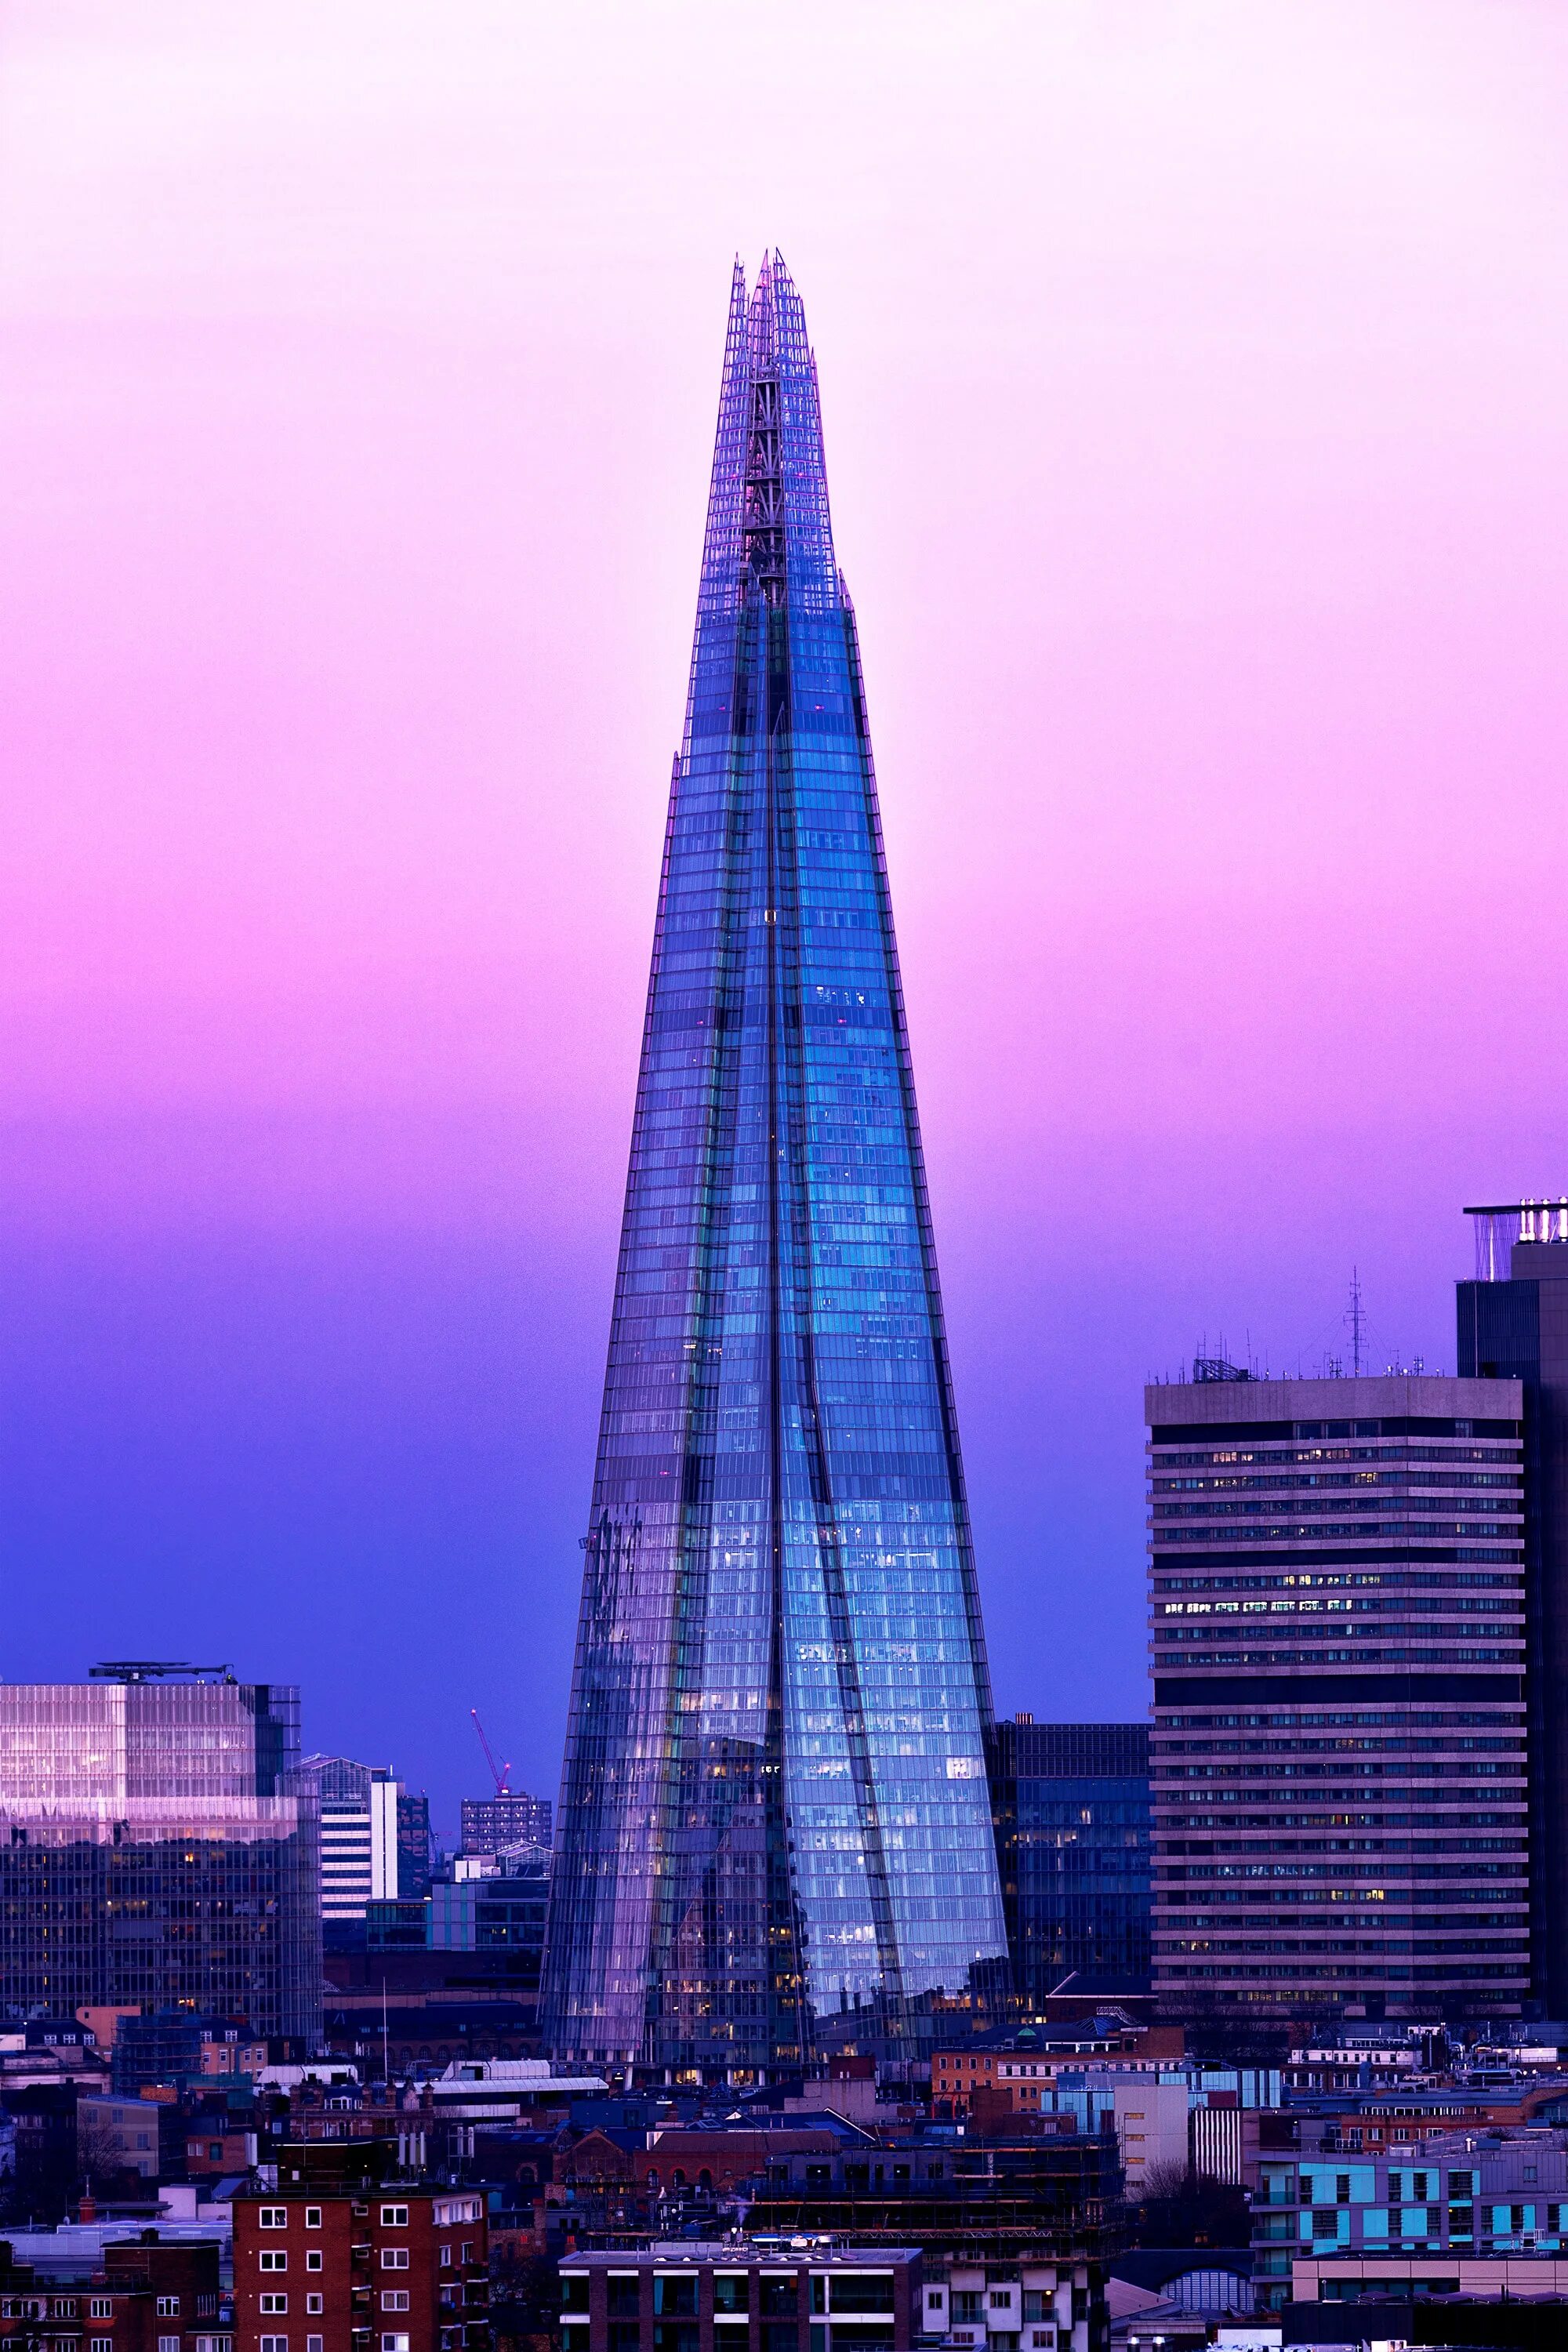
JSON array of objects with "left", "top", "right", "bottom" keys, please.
[{"left": 543, "top": 256, "right": 1007, "bottom": 2076}]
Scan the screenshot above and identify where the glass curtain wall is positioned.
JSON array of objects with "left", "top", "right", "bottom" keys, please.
[{"left": 544, "top": 256, "right": 1007, "bottom": 2074}]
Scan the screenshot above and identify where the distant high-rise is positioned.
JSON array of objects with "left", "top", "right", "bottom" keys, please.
[
  {"left": 991, "top": 1719, "right": 1151, "bottom": 2003},
  {"left": 0, "top": 1665, "right": 320, "bottom": 2039},
  {"left": 1148, "top": 1374, "right": 1529, "bottom": 2020},
  {"left": 1459, "top": 1200, "right": 1568, "bottom": 2011},
  {"left": 286, "top": 1755, "right": 401, "bottom": 1927},
  {"left": 460, "top": 1789, "right": 551, "bottom": 1857},
  {"left": 543, "top": 256, "right": 1007, "bottom": 2074}
]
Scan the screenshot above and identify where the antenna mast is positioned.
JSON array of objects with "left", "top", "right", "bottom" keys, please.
[{"left": 1348, "top": 1267, "right": 1365, "bottom": 1378}]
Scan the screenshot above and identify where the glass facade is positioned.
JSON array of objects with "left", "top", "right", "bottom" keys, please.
[
  {"left": 543, "top": 256, "right": 1007, "bottom": 2072},
  {"left": 991, "top": 1722, "right": 1151, "bottom": 2001},
  {"left": 0, "top": 1673, "right": 321, "bottom": 2039}
]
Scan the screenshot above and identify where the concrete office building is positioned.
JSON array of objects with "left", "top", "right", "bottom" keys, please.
[
  {"left": 1148, "top": 1374, "right": 1529, "bottom": 2019},
  {"left": 1460, "top": 1200, "right": 1568, "bottom": 2013},
  {"left": 0, "top": 1665, "right": 321, "bottom": 2040},
  {"left": 458, "top": 1791, "right": 550, "bottom": 1857}
]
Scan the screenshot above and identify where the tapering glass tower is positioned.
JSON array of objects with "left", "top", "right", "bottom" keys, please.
[{"left": 544, "top": 256, "right": 1007, "bottom": 2074}]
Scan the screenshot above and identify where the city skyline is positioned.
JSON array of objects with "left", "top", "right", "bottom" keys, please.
[{"left": 3, "top": 5, "right": 1568, "bottom": 1821}]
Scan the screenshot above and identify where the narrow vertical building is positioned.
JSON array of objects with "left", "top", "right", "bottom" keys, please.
[
  {"left": 1147, "top": 1374, "right": 1530, "bottom": 2020},
  {"left": 543, "top": 256, "right": 1007, "bottom": 2077},
  {"left": 991, "top": 1719, "right": 1152, "bottom": 2003},
  {"left": 1459, "top": 1200, "right": 1568, "bottom": 2012}
]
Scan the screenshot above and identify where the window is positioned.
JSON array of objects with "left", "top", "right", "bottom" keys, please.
[
  {"left": 307, "top": 2298, "right": 323, "bottom": 2317},
  {"left": 92, "top": 2339, "right": 113, "bottom": 2350},
  {"left": 260, "top": 2209, "right": 289, "bottom": 2230},
  {"left": 382, "top": 2336, "right": 411, "bottom": 2352},
  {"left": 382, "top": 2293, "right": 410, "bottom": 2313},
  {"left": 380, "top": 2206, "right": 409, "bottom": 2227},
  {"left": 380, "top": 2250, "right": 409, "bottom": 2270},
  {"left": 989, "top": 2292, "right": 1012, "bottom": 2310},
  {"left": 260, "top": 2296, "right": 289, "bottom": 2316},
  {"left": 159, "top": 2338, "right": 180, "bottom": 2352},
  {"left": 261, "top": 2338, "right": 288, "bottom": 2352},
  {"left": 441, "top": 2249, "right": 452, "bottom": 2269},
  {"left": 158, "top": 2299, "right": 181, "bottom": 2316},
  {"left": 91, "top": 2302, "right": 113, "bottom": 2321},
  {"left": 308, "top": 2339, "right": 323, "bottom": 2352},
  {"left": 209, "top": 2143, "right": 225, "bottom": 2161},
  {"left": 260, "top": 2254, "right": 288, "bottom": 2273},
  {"left": 306, "top": 2210, "right": 322, "bottom": 2230},
  {"left": 306, "top": 2254, "right": 322, "bottom": 2274},
  {"left": 55, "top": 2303, "right": 78, "bottom": 2319}
]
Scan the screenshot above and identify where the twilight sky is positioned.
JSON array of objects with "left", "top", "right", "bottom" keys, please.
[{"left": 3, "top": 1, "right": 1568, "bottom": 1834}]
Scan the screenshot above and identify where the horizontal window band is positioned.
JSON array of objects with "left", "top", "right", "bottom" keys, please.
[{"left": 1154, "top": 1672, "right": 1523, "bottom": 1708}]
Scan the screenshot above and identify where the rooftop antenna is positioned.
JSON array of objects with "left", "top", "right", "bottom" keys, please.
[
  {"left": 1348, "top": 1269, "right": 1365, "bottom": 1378},
  {"left": 470, "top": 1708, "right": 512, "bottom": 1795}
]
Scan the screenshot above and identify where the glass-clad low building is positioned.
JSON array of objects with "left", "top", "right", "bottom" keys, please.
[
  {"left": 0, "top": 1666, "right": 321, "bottom": 2039},
  {"left": 991, "top": 1719, "right": 1151, "bottom": 2002},
  {"left": 543, "top": 256, "right": 1008, "bottom": 2075}
]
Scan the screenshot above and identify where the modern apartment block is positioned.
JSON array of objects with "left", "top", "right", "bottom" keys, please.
[
  {"left": 1459, "top": 1200, "right": 1568, "bottom": 2013},
  {"left": 990, "top": 1719, "right": 1151, "bottom": 2002},
  {"left": 458, "top": 1792, "right": 550, "bottom": 1857},
  {"left": 1147, "top": 1374, "right": 1529, "bottom": 2019},
  {"left": 1252, "top": 2132, "right": 1568, "bottom": 2307},
  {"left": 0, "top": 1666, "right": 321, "bottom": 2039}
]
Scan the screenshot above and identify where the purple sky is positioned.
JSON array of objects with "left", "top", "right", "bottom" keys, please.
[{"left": 4, "top": 2, "right": 1568, "bottom": 1835}]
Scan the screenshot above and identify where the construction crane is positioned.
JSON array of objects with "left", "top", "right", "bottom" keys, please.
[{"left": 470, "top": 1708, "right": 513, "bottom": 1795}]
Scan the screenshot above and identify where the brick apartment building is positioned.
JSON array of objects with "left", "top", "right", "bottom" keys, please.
[
  {"left": 234, "top": 2154, "right": 488, "bottom": 2352},
  {"left": 0, "top": 2234, "right": 227, "bottom": 2352}
]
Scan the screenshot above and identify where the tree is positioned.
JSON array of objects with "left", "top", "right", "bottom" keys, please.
[{"left": 1127, "top": 2160, "right": 1250, "bottom": 2250}]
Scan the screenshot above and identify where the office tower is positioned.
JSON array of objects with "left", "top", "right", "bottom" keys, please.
[
  {"left": 287, "top": 1756, "right": 400, "bottom": 1925},
  {"left": 1148, "top": 1374, "right": 1529, "bottom": 2020},
  {"left": 0, "top": 1665, "right": 321, "bottom": 2039},
  {"left": 543, "top": 256, "right": 1007, "bottom": 2075},
  {"left": 991, "top": 1719, "right": 1151, "bottom": 2003},
  {"left": 1459, "top": 1199, "right": 1568, "bottom": 2011},
  {"left": 459, "top": 1789, "right": 551, "bottom": 1856}
]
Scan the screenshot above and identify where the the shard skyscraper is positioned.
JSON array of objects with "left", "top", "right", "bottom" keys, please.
[{"left": 543, "top": 256, "right": 1007, "bottom": 2076}]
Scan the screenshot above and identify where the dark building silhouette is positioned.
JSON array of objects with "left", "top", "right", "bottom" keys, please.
[
  {"left": 1459, "top": 1200, "right": 1568, "bottom": 2013},
  {"left": 991, "top": 1719, "right": 1151, "bottom": 2002}
]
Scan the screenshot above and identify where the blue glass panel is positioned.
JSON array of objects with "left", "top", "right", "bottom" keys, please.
[{"left": 543, "top": 257, "right": 1006, "bottom": 2072}]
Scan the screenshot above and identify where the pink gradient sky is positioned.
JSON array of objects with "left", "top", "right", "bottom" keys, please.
[{"left": 3, "top": 1, "right": 1568, "bottom": 1822}]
